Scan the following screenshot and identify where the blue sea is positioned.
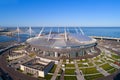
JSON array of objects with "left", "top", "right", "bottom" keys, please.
[{"left": 0, "top": 27, "right": 120, "bottom": 42}]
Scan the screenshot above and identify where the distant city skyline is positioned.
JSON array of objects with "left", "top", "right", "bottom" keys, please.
[{"left": 0, "top": 0, "right": 120, "bottom": 27}]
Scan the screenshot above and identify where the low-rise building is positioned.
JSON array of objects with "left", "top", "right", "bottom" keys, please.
[
  {"left": 8, "top": 50, "right": 26, "bottom": 60},
  {"left": 20, "top": 58, "right": 54, "bottom": 77}
]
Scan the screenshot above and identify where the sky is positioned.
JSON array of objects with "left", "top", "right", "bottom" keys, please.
[{"left": 0, "top": 0, "right": 120, "bottom": 27}]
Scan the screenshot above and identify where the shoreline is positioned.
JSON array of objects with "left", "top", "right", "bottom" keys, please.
[
  {"left": 0, "top": 41, "right": 17, "bottom": 49},
  {"left": 0, "top": 35, "right": 120, "bottom": 49},
  {"left": 0, "top": 36, "right": 120, "bottom": 80}
]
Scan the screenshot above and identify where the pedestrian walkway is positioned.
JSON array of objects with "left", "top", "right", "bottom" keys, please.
[
  {"left": 92, "top": 58, "right": 110, "bottom": 76},
  {"left": 110, "top": 63, "right": 120, "bottom": 69},
  {"left": 51, "top": 59, "right": 63, "bottom": 80},
  {"left": 96, "top": 67, "right": 110, "bottom": 76},
  {"left": 74, "top": 60, "right": 85, "bottom": 80},
  {"left": 60, "top": 70, "right": 64, "bottom": 80}
]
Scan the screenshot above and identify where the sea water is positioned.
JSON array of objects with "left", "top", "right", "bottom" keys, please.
[{"left": 0, "top": 27, "right": 120, "bottom": 42}]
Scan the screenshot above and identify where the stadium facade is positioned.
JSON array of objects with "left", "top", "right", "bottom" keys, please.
[{"left": 26, "top": 27, "right": 97, "bottom": 59}]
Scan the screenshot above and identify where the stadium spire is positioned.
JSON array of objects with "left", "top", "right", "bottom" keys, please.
[
  {"left": 64, "top": 27, "right": 68, "bottom": 41},
  {"left": 58, "top": 27, "right": 59, "bottom": 33},
  {"left": 48, "top": 28, "right": 52, "bottom": 41},
  {"left": 38, "top": 27, "right": 44, "bottom": 37},
  {"left": 79, "top": 27, "right": 84, "bottom": 35},
  {"left": 75, "top": 27, "right": 79, "bottom": 33},
  {"left": 29, "top": 26, "right": 32, "bottom": 37},
  {"left": 16, "top": 26, "right": 20, "bottom": 42}
]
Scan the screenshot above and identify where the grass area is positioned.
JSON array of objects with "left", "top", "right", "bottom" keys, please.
[
  {"left": 58, "top": 68, "right": 62, "bottom": 74},
  {"left": 78, "top": 63, "right": 88, "bottom": 67},
  {"left": 93, "top": 57, "right": 100, "bottom": 60},
  {"left": 65, "top": 69, "right": 75, "bottom": 75},
  {"left": 80, "top": 67, "right": 99, "bottom": 74},
  {"left": 49, "top": 64, "right": 57, "bottom": 73},
  {"left": 29, "top": 53, "right": 35, "bottom": 57},
  {"left": 14, "top": 45, "right": 25, "bottom": 50},
  {"left": 103, "top": 57, "right": 107, "bottom": 61},
  {"left": 65, "top": 64, "right": 75, "bottom": 67},
  {"left": 88, "top": 63, "right": 94, "bottom": 66},
  {"left": 56, "top": 76, "right": 60, "bottom": 80},
  {"left": 108, "top": 68, "right": 118, "bottom": 74},
  {"left": 44, "top": 74, "right": 52, "bottom": 80},
  {"left": 78, "top": 64, "right": 83, "bottom": 67},
  {"left": 100, "top": 54, "right": 104, "bottom": 58},
  {"left": 106, "top": 59, "right": 115, "bottom": 63},
  {"left": 101, "top": 59, "right": 105, "bottom": 63},
  {"left": 84, "top": 74, "right": 104, "bottom": 80},
  {"left": 63, "top": 59, "right": 66, "bottom": 64},
  {"left": 100, "top": 52, "right": 105, "bottom": 55},
  {"left": 106, "top": 56, "right": 116, "bottom": 62},
  {"left": 77, "top": 60, "right": 80, "bottom": 63},
  {"left": 94, "top": 62, "right": 102, "bottom": 65},
  {"left": 64, "top": 76, "right": 77, "bottom": 80},
  {"left": 100, "top": 63, "right": 114, "bottom": 71},
  {"left": 111, "top": 54, "right": 120, "bottom": 59},
  {"left": 69, "top": 59, "right": 73, "bottom": 62}
]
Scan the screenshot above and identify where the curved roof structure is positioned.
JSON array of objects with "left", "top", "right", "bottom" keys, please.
[{"left": 27, "top": 27, "right": 97, "bottom": 49}]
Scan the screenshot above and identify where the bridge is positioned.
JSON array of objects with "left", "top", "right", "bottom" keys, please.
[{"left": 1, "top": 27, "right": 35, "bottom": 37}]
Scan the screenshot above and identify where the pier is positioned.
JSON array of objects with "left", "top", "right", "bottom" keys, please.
[{"left": 90, "top": 36, "right": 120, "bottom": 42}]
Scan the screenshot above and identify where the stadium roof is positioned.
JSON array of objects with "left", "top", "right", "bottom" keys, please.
[{"left": 27, "top": 31, "right": 96, "bottom": 49}]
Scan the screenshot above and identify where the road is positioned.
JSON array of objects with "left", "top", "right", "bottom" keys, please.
[
  {"left": 51, "top": 60, "right": 63, "bottom": 80},
  {"left": 74, "top": 60, "right": 85, "bottom": 80}
]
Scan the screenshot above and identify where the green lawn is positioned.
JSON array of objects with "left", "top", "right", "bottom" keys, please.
[
  {"left": 84, "top": 74, "right": 104, "bottom": 80},
  {"left": 94, "top": 62, "right": 102, "bottom": 65},
  {"left": 29, "top": 53, "right": 35, "bottom": 57},
  {"left": 111, "top": 54, "right": 120, "bottom": 59},
  {"left": 44, "top": 74, "right": 52, "bottom": 80},
  {"left": 88, "top": 63, "right": 94, "bottom": 66},
  {"left": 80, "top": 67, "right": 99, "bottom": 74},
  {"left": 100, "top": 54, "right": 104, "bottom": 58},
  {"left": 93, "top": 57, "right": 99, "bottom": 60},
  {"left": 64, "top": 76, "right": 77, "bottom": 80},
  {"left": 101, "top": 59, "right": 105, "bottom": 63},
  {"left": 108, "top": 68, "right": 117, "bottom": 74},
  {"left": 69, "top": 59, "right": 73, "bottom": 62},
  {"left": 56, "top": 76, "right": 60, "bottom": 80},
  {"left": 14, "top": 45, "right": 25, "bottom": 50},
  {"left": 100, "top": 63, "right": 114, "bottom": 71},
  {"left": 106, "top": 59, "right": 115, "bottom": 63},
  {"left": 65, "top": 69, "right": 75, "bottom": 75},
  {"left": 78, "top": 63, "right": 88, "bottom": 67},
  {"left": 49, "top": 64, "right": 57, "bottom": 73},
  {"left": 65, "top": 64, "right": 75, "bottom": 67},
  {"left": 78, "top": 63, "right": 83, "bottom": 67},
  {"left": 76, "top": 60, "right": 81, "bottom": 63},
  {"left": 63, "top": 59, "right": 66, "bottom": 64},
  {"left": 58, "top": 68, "right": 62, "bottom": 74}
]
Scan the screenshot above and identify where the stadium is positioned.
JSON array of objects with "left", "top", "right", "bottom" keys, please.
[
  {"left": 26, "top": 27, "right": 99, "bottom": 59},
  {"left": 4, "top": 27, "right": 120, "bottom": 80}
]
